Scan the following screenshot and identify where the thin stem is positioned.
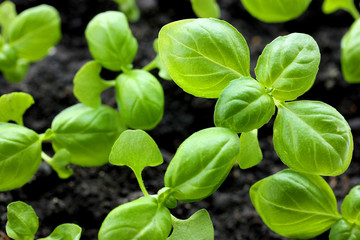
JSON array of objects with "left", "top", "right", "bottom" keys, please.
[
  {"left": 41, "top": 151, "right": 53, "bottom": 164},
  {"left": 347, "top": 2, "right": 360, "bottom": 20},
  {"left": 142, "top": 58, "right": 158, "bottom": 72},
  {"left": 133, "top": 169, "right": 149, "bottom": 196},
  {"left": 102, "top": 79, "right": 116, "bottom": 87}
]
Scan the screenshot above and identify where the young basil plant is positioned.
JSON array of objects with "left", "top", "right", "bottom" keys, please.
[
  {"left": 190, "top": 0, "right": 220, "bottom": 18},
  {"left": 6, "top": 201, "right": 81, "bottom": 240},
  {"left": 74, "top": 11, "right": 168, "bottom": 130},
  {"left": 0, "top": 1, "right": 61, "bottom": 82},
  {"left": 158, "top": 18, "right": 353, "bottom": 176},
  {"left": 250, "top": 169, "right": 360, "bottom": 240},
  {"left": 100, "top": 128, "right": 237, "bottom": 239}
]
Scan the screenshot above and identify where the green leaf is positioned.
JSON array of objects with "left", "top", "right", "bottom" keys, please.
[
  {"left": 190, "top": 0, "right": 220, "bottom": 18},
  {"left": 329, "top": 219, "right": 360, "bottom": 240},
  {"left": 73, "top": 61, "right": 114, "bottom": 108},
  {"left": 250, "top": 169, "right": 341, "bottom": 239},
  {"left": 6, "top": 201, "right": 39, "bottom": 240},
  {"left": 322, "top": 0, "right": 356, "bottom": 15},
  {"left": 0, "top": 92, "right": 34, "bottom": 125},
  {"left": 214, "top": 77, "right": 275, "bottom": 133},
  {"left": 274, "top": 101, "right": 353, "bottom": 176},
  {"left": 0, "top": 123, "right": 42, "bottom": 191},
  {"left": 0, "top": 44, "right": 18, "bottom": 69},
  {"left": 46, "top": 149, "right": 74, "bottom": 179},
  {"left": 7, "top": 4, "right": 61, "bottom": 62},
  {"left": 164, "top": 127, "right": 240, "bottom": 202},
  {"left": 255, "top": 33, "right": 320, "bottom": 101},
  {"left": 2, "top": 59, "right": 29, "bottom": 83},
  {"left": 114, "top": 0, "right": 140, "bottom": 22},
  {"left": 341, "top": 186, "right": 360, "bottom": 225},
  {"left": 152, "top": 39, "right": 171, "bottom": 81},
  {"left": 0, "top": 0, "right": 17, "bottom": 39},
  {"left": 158, "top": 18, "right": 250, "bottom": 98},
  {"left": 237, "top": 129, "right": 262, "bottom": 169},
  {"left": 341, "top": 19, "right": 360, "bottom": 83},
  {"left": 98, "top": 196, "right": 172, "bottom": 240},
  {"left": 115, "top": 70, "right": 164, "bottom": 130},
  {"left": 51, "top": 104, "right": 126, "bottom": 167},
  {"left": 85, "top": 11, "right": 138, "bottom": 72},
  {"left": 240, "top": 0, "right": 312, "bottom": 23},
  {"left": 168, "top": 209, "right": 214, "bottom": 240},
  {"left": 38, "top": 224, "right": 82, "bottom": 240}
]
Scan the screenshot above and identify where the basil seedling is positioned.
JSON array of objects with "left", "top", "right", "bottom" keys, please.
[
  {"left": 0, "top": 1, "right": 61, "bottom": 82},
  {"left": 74, "top": 11, "right": 168, "bottom": 130},
  {"left": 6, "top": 201, "right": 81, "bottom": 240},
  {"left": 158, "top": 18, "right": 353, "bottom": 176},
  {"left": 100, "top": 128, "right": 239, "bottom": 239},
  {"left": 250, "top": 169, "right": 360, "bottom": 240}
]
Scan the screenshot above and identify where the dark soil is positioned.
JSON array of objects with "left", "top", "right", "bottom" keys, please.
[{"left": 1, "top": 0, "right": 360, "bottom": 239}]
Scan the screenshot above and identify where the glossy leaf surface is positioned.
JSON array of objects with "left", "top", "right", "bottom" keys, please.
[
  {"left": 274, "top": 101, "right": 353, "bottom": 176},
  {"left": 85, "top": 11, "right": 137, "bottom": 72},
  {"left": 214, "top": 77, "right": 275, "bottom": 133},
  {"left": 341, "top": 186, "right": 360, "bottom": 225},
  {"left": 240, "top": 0, "right": 312, "bottom": 23},
  {"left": 38, "top": 224, "right": 82, "bottom": 240},
  {"left": 51, "top": 104, "right": 125, "bottom": 167},
  {"left": 255, "top": 33, "right": 320, "bottom": 101},
  {"left": 0, "top": 123, "right": 41, "bottom": 191},
  {"left": 0, "top": 92, "right": 34, "bottom": 125},
  {"left": 115, "top": 70, "right": 164, "bottom": 130},
  {"left": 6, "top": 201, "right": 39, "bottom": 240},
  {"left": 237, "top": 129, "right": 262, "bottom": 169},
  {"left": 341, "top": 19, "right": 360, "bottom": 83},
  {"left": 250, "top": 169, "right": 341, "bottom": 239},
  {"left": 165, "top": 127, "right": 240, "bottom": 202},
  {"left": 329, "top": 219, "right": 360, "bottom": 240},
  {"left": 8, "top": 4, "right": 61, "bottom": 62},
  {"left": 73, "top": 61, "right": 114, "bottom": 108},
  {"left": 190, "top": 0, "right": 220, "bottom": 18},
  {"left": 99, "top": 196, "right": 172, "bottom": 240},
  {"left": 168, "top": 209, "right": 214, "bottom": 240},
  {"left": 158, "top": 18, "right": 250, "bottom": 98}
]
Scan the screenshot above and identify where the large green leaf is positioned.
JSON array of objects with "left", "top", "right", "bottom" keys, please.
[
  {"left": 168, "top": 209, "right": 214, "bottom": 240},
  {"left": 164, "top": 127, "right": 240, "bottom": 202},
  {"left": 255, "top": 33, "right": 320, "bottom": 101},
  {"left": 158, "top": 18, "right": 250, "bottom": 98},
  {"left": 341, "top": 19, "right": 360, "bottom": 83},
  {"left": 273, "top": 101, "right": 353, "bottom": 176},
  {"left": 85, "top": 11, "right": 138, "bottom": 72},
  {"left": 341, "top": 186, "right": 360, "bottom": 225},
  {"left": 329, "top": 219, "right": 360, "bottom": 240},
  {"left": 115, "top": 70, "right": 164, "bottom": 130},
  {"left": 98, "top": 196, "right": 172, "bottom": 240},
  {"left": 6, "top": 201, "right": 39, "bottom": 240},
  {"left": 38, "top": 224, "right": 82, "bottom": 240},
  {"left": 250, "top": 169, "right": 341, "bottom": 239},
  {"left": 214, "top": 77, "right": 275, "bottom": 133},
  {"left": 50, "top": 104, "right": 126, "bottom": 167},
  {"left": 190, "top": 0, "right": 220, "bottom": 18},
  {"left": 0, "top": 92, "right": 34, "bottom": 125},
  {"left": 240, "top": 0, "right": 312, "bottom": 23},
  {"left": 8, "top": 4, "right": 61, "bottom": 62},
  {"left": 0, "top": 123, "right": 41, "bottom": 191}
]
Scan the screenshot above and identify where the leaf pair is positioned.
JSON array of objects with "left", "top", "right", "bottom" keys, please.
[
  {"left": 6, "top": 201, "right": 81, "bottom": 240},
  {"left": 250, "top": 169, "right": 360, "bottom": 239}
]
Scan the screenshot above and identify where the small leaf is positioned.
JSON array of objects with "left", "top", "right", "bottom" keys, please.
[
  {"left": 250, "top": 169, "right": 341, "bottom": 239},
  {"left": 329, "top": 219, "right": 360, "bottom": 240},
  {"left": 98, "top": 196, "right": 172, "bottom": 240},
  {"left": 114, "top": 0, "right": 140, "bottom": 22},
  {"left": 322, "top": 0, "right": 355, "bottom": 15},
  {"left": 0, "top": 92, "right": 34, "bottom": 125},
  {"left": 341, "top": 186, "right": 360, "bottom": 225},
  {"left": 190, "top": 0, "right": 220, "bottom": 18},
  {"left": 0, "top": 0, "right": 17, "bottom": 39},
  {"left": 255, "top": 33, "right": 320, "bottom": 101},
  {"left": 214, "top": 77, "right": 275, "bottom": 133},
  {"left": 158, "top": 18, "right": 250, "bottom": 98},
  {"left": 85, "top": 11, "right": 138, "bottom": 71},
  {"left": 153, "top": 39, "right": 171, "bottom": 81},
  {"left": 168, "top": 209, "right": 214, "bottom": 240},
  {"left": 273, "top": 101, "right": 353, "bottom": 176},
  {"left": 240, "top": 0, "right": 312, "bottom": 23},
  {"left": 8, "top": 4, "right": 61, "bottom": 62},
  {"left": 165, "top": 127, "right": 240, "bottom": 202},
  {"left": 341, "top": 19, "right": 360, "bottom": 83},
  {"left": 6, "top": 201, "right": 39, "bottom": 240},
  {"left": 237, "top": 129, "right": 262, "bottom": 169},
  {"left": 115, "top": 70, "right": 164, "bottom": 130},
  {"left": 73, "top": 61, "right": 114, "bottom": 108},
  {"left": 47, "top": 149, "right": 74, "bottom": 179},
  {"left": 38, "top": 223, "right": 82, "bottom": 240},
  {"left": 0, "top": 44, "right": 18, "bottom": 69},
  {"left": 51, "top": 104, "right": 126, "bottom": 167},
  {"left": 2, "top": 59, "right": 29, "bottom": 83},
  {"left": 0, "top": 123, "right": 42, "bottom": 191}
]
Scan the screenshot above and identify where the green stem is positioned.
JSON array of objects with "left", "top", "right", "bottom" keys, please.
[
  {"left": 346, "top": 2, "right": 360, "bottom": 20},
  {"left": 41, "top": 151, "right": 53, "bottom": 164},
  {"left": 142, "top": 58, "right": 158, "bottom": 72},
  {"left": 102, "top": 79, "right": 116, "bottom": 87},
  {"left": 133, "top": 169, "right": 149, "bottom": 196}
]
